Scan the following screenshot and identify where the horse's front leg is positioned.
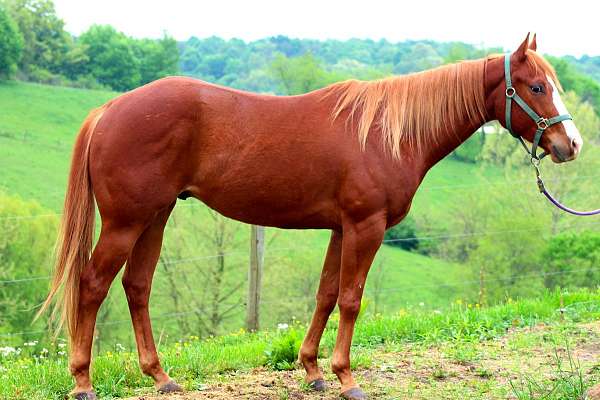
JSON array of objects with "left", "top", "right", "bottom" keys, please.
[
  {"left": 331, "top": 213, "right": 386, "bottom": 400},
  {"left": 299, "top": 231, "right": 342, "bottom": 390}
]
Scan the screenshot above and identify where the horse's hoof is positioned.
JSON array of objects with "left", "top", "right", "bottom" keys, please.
[
  {"left": 73, "top": 392, "right": 97, "bottom": 400},
  {"left": 158, "top": 379, "right": 184, "bottom": 393},
  {"left": 340, "top": 387, "right": 367, "bottom": 400},
  {"left": 308, "top": 378, "right": 327, "bottom": 391}
]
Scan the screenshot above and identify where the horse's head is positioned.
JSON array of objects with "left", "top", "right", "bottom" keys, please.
[{"left": 485, "top": 34, "right": 583, "bottom": 163}]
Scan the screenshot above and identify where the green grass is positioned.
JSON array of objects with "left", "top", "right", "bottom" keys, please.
[
  {"left": 2, "top": 289, "right": 600, "bottom": 399},
  {"left": 0, "top": 80, "right": 116, "bottom": 206}
]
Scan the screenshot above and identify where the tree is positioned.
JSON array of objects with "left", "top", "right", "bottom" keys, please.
[
  {"left": 133, "top": 34, "right": 179, "bottom": 85},
  {"left": 3, "top": 0, "right": 70, "bottom": 76},
  {"left": 269, "top": 53, "right": 341, "bottom": 95},
  {"left": 79, "top": 25, "right": 140, "bottom": 91},
  {"left": 0, "top": 5, "right": 22, "bottom": 78}
]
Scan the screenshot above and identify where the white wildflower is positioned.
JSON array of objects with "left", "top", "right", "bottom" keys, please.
[
  {"left": 277, "top": 323, "right": 289, "bottom": 331},
  {"left": 0, "top": 346, "right": 16, "bottom": 357}
]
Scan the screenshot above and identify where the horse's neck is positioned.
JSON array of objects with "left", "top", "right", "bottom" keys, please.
[{"left": 420, "top": 113, "right": 487, "bottom": 167}]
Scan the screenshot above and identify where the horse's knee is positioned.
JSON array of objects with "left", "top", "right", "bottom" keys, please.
[
  {"left": 337, "top": 296, "right": 361, "bottom": 317},
  {"left": 316, "top": 291, "right": 338, "bottom": 314}
]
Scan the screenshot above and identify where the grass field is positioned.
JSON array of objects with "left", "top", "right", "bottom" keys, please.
[{"left": 2, "top": 289, "right": 600, "bottom": 399}]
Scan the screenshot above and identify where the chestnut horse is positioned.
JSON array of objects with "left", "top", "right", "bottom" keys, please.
[{"left": 40, "top": 34, "right": 582, "bottom": 400}]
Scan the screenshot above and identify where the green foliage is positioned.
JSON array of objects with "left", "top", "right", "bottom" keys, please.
[
  {"left": 0, "top": 4, "right": 22, "bottom": 79},
  {"left": 79, "top": 25, "right": 140, "bottom": 91},
  {"left": 269, "top": 53, "right": 340, "bottom": 95},
  {"left": 548, "top": 55, "right": 600, "bottom": 117},
  {"left": 179, "top": 36, "right": 485, "bottom": 94},
  {"left": 264, "top": 328, "right": 302, "bottom": 370},
  {"left": 2, "top": 0, "right": 70, "bottom": 77},
  {"left": 134, "top": 35, "right": 179, "bottom": 85},
  {"left": 77, "top": 25, "right": 179, "bottom": 91},
  {"left": 0, "top": 192, "right": 58, "bottom": 335},
  {"left": 384, "top": 215, "right": 419, "bottom": 251},
  {"left": 452, "top": 130, "right": 485, "bottom": 163},
  {"left": 543, "top": 231, "right": 600, "bottom": 290}
]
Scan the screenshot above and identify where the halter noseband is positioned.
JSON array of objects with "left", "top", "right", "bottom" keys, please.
[{"left": 504, "top": 53, "right": 573, "bottom": 160}]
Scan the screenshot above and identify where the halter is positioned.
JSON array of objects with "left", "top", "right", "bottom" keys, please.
[
  {"left": 504, "top": 53, "right": 572, "bottom": 160},
  {"left": 503, "top": 53, "right": 600, "bottom": 216}
]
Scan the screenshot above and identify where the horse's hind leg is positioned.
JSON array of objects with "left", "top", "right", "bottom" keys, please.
[
  {"left": 299, "top": 231, "right": 342, "bottom": 391},
  {"left": 70, "top": 221, "right": 146, "bottom": 399},
  {"left": 121, "top": 202, "right": 183, "bottom": 393}
]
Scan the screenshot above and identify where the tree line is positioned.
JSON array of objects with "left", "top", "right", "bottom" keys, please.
[{"left": 0, "top": 0, "right": 179, "bottom": 90}]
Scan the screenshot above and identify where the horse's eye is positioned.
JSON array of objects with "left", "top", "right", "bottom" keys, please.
[{"left": 530, "top": 84, "right": 544, "bottom": 94}]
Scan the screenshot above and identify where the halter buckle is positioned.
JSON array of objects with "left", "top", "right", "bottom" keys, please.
[
  {"left": 536, "top": 118, "right": 549, "bottom": 130},
  {"left": 505, "top": 87, "right": 516, "bottom": 98}
]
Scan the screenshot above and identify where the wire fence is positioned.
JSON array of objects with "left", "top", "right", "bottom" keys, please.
[{"left": 2, "top": 217, "right": 599, "bottom": 286}]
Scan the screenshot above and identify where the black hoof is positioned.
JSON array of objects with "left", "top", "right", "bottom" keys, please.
[
  {"left": 158, "top": 379, "right": 184, "bottom": 393},
  {"left": 340, "top": 387, "right": 367, "bottom": 400},
  {"left": 308, "top": 378, "right": 327, "bottom": 392},
  {"left": 73, "top": 392, "right": 97, "bottom": 400}
]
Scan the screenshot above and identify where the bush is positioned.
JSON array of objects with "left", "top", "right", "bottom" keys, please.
[
  {"left": 384, "top": 215, "right": 419, "bottom": 251},
  {"left": 542, "top": 231, "right": 600, "bottom": 290}
]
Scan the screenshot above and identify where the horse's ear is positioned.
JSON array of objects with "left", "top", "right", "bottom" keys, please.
[
  {"left": 515, "top": 33, "right": 530, "bottom": 61},
  {"left": 529, "top": 33, "right": 537, "bottom": 51}
]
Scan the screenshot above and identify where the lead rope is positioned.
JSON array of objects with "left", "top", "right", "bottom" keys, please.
[{"left": 531, "top": 158, "right": 600, "bottom": 216}]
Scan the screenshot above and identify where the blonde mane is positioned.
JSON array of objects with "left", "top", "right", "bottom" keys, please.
[
  {"left": 327, "top": 51, "right": 562, "bottom": 158},
  {"left": 327, "top": 58, "right": 488, "bottom": 158}
]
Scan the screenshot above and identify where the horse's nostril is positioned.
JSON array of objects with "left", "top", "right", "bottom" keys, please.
[{"left": 572, "top": 138, "right": 582, "bottom": 154}]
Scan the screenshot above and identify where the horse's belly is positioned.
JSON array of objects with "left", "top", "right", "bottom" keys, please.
[{"left": 186, "top": 174, "right": 340, "bottom": 230}]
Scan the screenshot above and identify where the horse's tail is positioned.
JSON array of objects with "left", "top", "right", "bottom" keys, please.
[{"left": 36, "top": 105, "right": 106, "bottom": 339}]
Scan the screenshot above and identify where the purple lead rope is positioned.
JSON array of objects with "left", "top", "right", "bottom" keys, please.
[
  {"left": 539, "top": 184, "right": 600, "bottom": 216},
  {"left": 533, "top": 161, "right": 600, "bottom": 216}
]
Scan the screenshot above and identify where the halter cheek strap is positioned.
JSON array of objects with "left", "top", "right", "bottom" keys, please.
[{"left": 504, "top": 53, "right": 573, "bottom": 160}]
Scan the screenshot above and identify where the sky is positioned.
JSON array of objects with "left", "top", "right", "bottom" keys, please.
[{"left": 53, "top": 0, "right": 599, "bottom": 57}]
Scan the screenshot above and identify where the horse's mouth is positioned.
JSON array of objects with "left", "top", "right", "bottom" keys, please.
[{"left": 551, "top": 145, "right": 568, "bottom": 163}]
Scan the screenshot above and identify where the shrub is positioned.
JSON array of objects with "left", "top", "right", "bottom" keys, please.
[{"left": 384, "top": 215, "right": 419, "bottom": 251}]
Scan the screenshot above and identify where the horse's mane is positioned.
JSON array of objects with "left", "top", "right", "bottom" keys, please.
[{"left": 326, "top": 50, "right": 559, "bottom": 158}]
